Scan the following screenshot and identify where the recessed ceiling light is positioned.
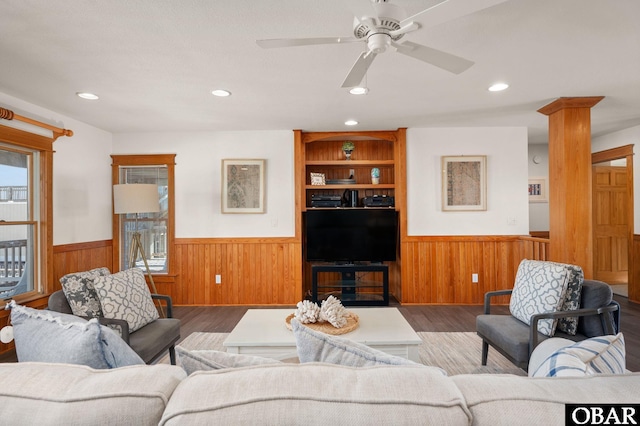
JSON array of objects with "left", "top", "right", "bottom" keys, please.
[
  {"left": 76, "top": 92, "right": 99, "bottom": 100},
  {"left": 349, "top": 87, "right": 368, "bottom": 95},
  {"left": 345, "top": 120, "right": 358, "bottom": 126},
  {"left": 488, "top": 83, "right": 509, "bottom": 92},
  {"left": 211, "top": 89, "right": 231, "bottom": 97}
]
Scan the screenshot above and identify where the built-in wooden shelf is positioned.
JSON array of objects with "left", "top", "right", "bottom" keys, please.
[
  {"left": 305, "top": 160, "right": 395, "bottom": 166},
  {"left": 305, "top": 184, "right": 395, "bottom": 190}
]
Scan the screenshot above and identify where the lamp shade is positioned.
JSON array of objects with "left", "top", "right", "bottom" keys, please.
[{"left": 113, "top": 184, "right": 160, "bottom": 214}]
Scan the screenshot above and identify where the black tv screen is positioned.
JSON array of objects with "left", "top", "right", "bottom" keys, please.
[{"left": 304, "top": 209, "right": 398, "bottom": 263}]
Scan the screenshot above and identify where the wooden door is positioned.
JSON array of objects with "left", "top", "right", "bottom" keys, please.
[{"left": 593, "top": 166, "right": 628, "bottom": 284}]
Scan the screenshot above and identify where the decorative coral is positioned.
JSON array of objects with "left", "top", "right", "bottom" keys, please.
[
  {"left": 294, "top": 300, "right": 321, "bottom": 324},
  {"left": 319, "top": 295, "right": 348, "bottom": 328}
]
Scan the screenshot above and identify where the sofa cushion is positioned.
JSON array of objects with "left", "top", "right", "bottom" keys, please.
[
  {"left": 530, "top": 333, "right": 625, "bottom": 377},
  {"left": 160, "top": 363, "right": 470, "bottom": 426},
  {"left": 176, "top": 346, "right": 281, "bottom": 375},
  {"left": 129, "top": 317, "right": 181, "bottom": 364},
  {"left": 60, "top": 267, "right": 111, "bottom": 318},
  {"left": 509, "top": 260, "right": 570, "bottom": 336},
  {"left": 291, "top": 319, "right": 425, "bottom": 368},
  {"left": 476, "top": 314, "right": 532, "bottom": 366},
  {"left": 9, "top": 302, "right": 144, "bottom": 368},
  {"left": 453, "top": 371, "right": 640, "bottom": 425},
  {"left": 553, "top": 262, "right": 583, "bottom": 335},
  {"left": 0, "top": 362, "right": 185, "bottom": 426},
  {"left": 94, "top": 268, "right": 159, "bottom": 332}
]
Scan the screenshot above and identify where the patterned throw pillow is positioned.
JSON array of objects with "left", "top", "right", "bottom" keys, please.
[
  {"left": 553, "top": 262, "right": 584, "bottom": 335},
  {"left": 531, "top": 333, "right": 625, "bottom": 377},
  {"left": 509, "top": 260, "right": 570, "bottom": 337},
  {"left": 93, "top": 268, "right": 159, "bottom": 333},
  {"left": 60, "top": 267, "right": 111, "bottom": 318}
]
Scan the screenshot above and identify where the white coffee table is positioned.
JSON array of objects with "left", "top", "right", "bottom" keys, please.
[{"left": 223, "top": 307, "right": 422, "bottom": 361}]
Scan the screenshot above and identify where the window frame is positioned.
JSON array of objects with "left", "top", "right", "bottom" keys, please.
[
  {"left": 0, "top": 125, "right": 54, "bottom": 304},
  {"left": 111, "top": 154, "right": 176, "bottom": 282}
]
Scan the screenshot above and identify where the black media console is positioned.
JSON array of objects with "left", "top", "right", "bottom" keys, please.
[{"left": 311, "top": 263, "right": 389, "bottom": 306}]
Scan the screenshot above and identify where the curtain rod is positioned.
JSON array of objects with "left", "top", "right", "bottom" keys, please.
[{"left": 0, "top": 106, "right": 74, "bottom": 140}]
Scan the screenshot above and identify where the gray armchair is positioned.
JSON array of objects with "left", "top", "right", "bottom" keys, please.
[
  {"left": 48, "top": 290, "right": 180, "bottom": 365},
  {"left": 476, "top": 279, "right": 620, "bottom": 370}
]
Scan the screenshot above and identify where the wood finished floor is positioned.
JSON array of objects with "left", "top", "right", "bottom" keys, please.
[{"left": 172, "top": 294, "right": 640, "bottom": 372}]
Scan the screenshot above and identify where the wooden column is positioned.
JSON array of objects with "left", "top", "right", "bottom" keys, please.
[{"left": 538, "top": 96, "right": 604, "bottom": 278}]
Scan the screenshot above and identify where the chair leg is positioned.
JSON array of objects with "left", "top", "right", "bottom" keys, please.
[
  {"left": 169, "top": 346, "right": 177, "bottom": 365},
  {"left": 481, "top": 340, "right": 489, "bottom": 366}
]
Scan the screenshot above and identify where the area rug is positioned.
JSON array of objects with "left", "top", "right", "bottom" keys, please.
[{"left": 159, "top": 331, "right": 525, "bottom": 376}]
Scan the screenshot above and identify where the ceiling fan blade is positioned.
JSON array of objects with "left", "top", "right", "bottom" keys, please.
[
  {"left": 400, "top": 0, "right": 510, "bottom": 29},
  {"left": 394, "top": 41, "right": 474, "bottom": 74},
  {"left": 341, "top": 51, "right": 377, "bottom": 88},
  {"left": 256, "top": 37, "right": 359, "bottom": 49}
]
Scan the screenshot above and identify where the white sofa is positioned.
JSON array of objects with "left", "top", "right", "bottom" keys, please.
[{"left": 1, "top": 362, "right": 638, "bottom": 425}]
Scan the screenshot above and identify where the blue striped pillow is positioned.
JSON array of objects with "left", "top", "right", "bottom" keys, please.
[{"left": 531, "top": 333, "right": 625, "bottom": 377}]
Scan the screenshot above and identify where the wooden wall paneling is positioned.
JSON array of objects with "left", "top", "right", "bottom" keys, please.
[
  {"left": 172, "top": 239, "right": 301, "bottom": 305},
  {"left": 400, "top": 236, "right": 549, "bottom": 305},
  {"left": 52, "top": 240, "right": 113, "bottom": 289}
]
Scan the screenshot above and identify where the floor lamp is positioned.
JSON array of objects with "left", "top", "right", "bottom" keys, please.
[{"left": 113, "top": 183, "right": 164, "bottom": 317}]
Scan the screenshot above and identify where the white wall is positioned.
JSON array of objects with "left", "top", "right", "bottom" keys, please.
[
  {"left": 3, "top": 89, "right": 538, "bottom": 242},
  {"left": 112, "top": 131, "right": 295, "bottom": 238},
  {"left": 0, "top": 92, "right": 113, "bottom": 245},
  {"left": 406, "top": 127, "right": 529, "bottom": 236},
  {"left": 528, "top": 144, "right": 550, "bottom": 231},
  {"left": 592, "top": 124, "right": 640, "bottom": 230}
]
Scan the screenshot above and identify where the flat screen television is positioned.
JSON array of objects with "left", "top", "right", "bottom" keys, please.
[{"left": 304, "top": 209, "right": 398, "bottom": 263}]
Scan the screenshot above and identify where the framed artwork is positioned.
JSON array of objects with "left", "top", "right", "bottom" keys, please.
[
  {"left": 310, "top": 172, "right": 326, "bottom": 185},
  {"left": 442, "top": 155, "right": 487, "bottom": 211},
  {"left": 222, "top": 159, "right": 265, "bottom": 213},
  {"left": 528, "top": 177, "right": 547, "bottom": 203}
]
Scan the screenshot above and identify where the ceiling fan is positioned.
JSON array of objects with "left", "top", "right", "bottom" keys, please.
[{"left": 256, "top": 0, "right": 508, "bottom": 88}]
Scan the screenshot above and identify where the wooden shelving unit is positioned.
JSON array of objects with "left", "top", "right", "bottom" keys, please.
[
  {"left": 301, "top": 137, "right": 397, "bottom": 210},
  {"left": 294, "top": 129, "right": 407, "bottom": 304}
]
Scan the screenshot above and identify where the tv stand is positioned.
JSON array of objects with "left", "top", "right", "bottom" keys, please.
[{"left": 311, "top": 263, "right": 389, "bottom": 306}]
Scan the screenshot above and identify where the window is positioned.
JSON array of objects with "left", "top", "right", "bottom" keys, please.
[
  {"left": 0, "top": 147, "right": 38, "bottom": 299},
  {"left": 111, "top": 155, "right": 175, "bottom": 279},
  {"left": 0, "top": 129, "right": 54, "bottom": 303}
]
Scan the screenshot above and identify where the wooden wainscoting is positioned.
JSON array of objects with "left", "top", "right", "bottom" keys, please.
[
  {"left": 400, "top": 236, "right": 550, "bottom": 304},
  {"left": 165, "top": 238, "right": 303, "bottom": 305},
  {"left": 53, "top": 240, "right": 114, "bottom": 291}
]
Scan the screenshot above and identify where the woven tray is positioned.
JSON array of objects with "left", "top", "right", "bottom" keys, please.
[{"left": 285, "top": 311, "right": 359, "bottom": 335}]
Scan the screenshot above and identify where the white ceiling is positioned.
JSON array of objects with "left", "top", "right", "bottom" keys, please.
[{"left": 1, "top": 0, "right": 639, "bottom": 144}]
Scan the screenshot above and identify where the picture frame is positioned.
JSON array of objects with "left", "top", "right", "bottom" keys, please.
[
  {"left": 310, "top": 172, "right": 326, "bottom": 186},
  {"left": 222, "top": 159, "right": 265, "bottom": 214},
  {"left": 442, "top": 155, "right": 487, "bottom": 211},
  {"left": 528, "top": 177, "right": 547, "bottom": 203}
]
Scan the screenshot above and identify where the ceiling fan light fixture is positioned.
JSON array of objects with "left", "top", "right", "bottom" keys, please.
[
  {"left": 211, "top": 89, "right": 231, "bottom": 97},
  {"left": 349, "top": 87, "right": 369, "bottom": 95},
  {"left": 488, "top": 82, "right": 509, "bottom": 92},
  {"left": 76, "top": 92, "right": 99, "bottom": 100},
  {"left": 368, "top": 33, "right": 391, "bottom": 54},
  {"left": 345, "top": 120, "right": 358, "bottom": 126}
]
